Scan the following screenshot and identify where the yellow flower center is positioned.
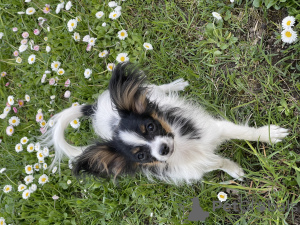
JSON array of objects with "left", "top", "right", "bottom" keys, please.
[
  {"left": 6, "top": 187, "right": 10, "bottom": 191},
  {"left": 59, "top": 70, "right": 63, "bottom": 74},
  {"left": 287, "top": 21, "right": 291, "bottom": 26},
  {"left": 285, "top": 31, "right": 292, "bottom": 37},
  {"left": 35, "top": 165, "right": 39, "bottom": 169},
  {"left": 10, "top": 129, "right": 13, "bottom": 133},
  {"left": 30, "top": 146, "right": 33, "bottom": 150},
  {"left": 39, "top": 115, "right": 42, "bottom": 120},
  {"left": 41, "top": 178, "right": 46, "bottom": 182},
  {"left": 145, "top": 45, "right": 149, "bottom": 48},
  {"left": 220, "top": 195, "right": 225, "bottom": 199},
  {"left": 55, "top": 64, "right": 58, "bottom": 68},
  {"left": 26, "top": 192, "right": 29, "bottom": 197},
  {"left": 23, "top": 139, "right": 26, "bottom": 143},
  {"left": 121, "top": 32, "right": 125, "bottom": 36},
  {"left": 12, "top": 119, "right": 16, "bottom": 123},
  {"left": 71, "top": 23, "right": 74, "bottom": 27},
  {"left": 31, "top": 58, "right": 34, "bottom": 61},
  {"left": 18, "top": 146, "right": 21, "bottom": 150},
  {"left": 45, "top": 7, "right": 49, "bottom": 11},
  {"left": 29, "top": 10, "right": 33, "bottom": 13},
  {"left": 120, "top": 56, "right": 125, "bottom": 61},
  {"left": 74, "top": 120, "right": 78, "bottom": 124},
  {"left": 28, "top": 167, "right": 32, "bottom": 171},
  {"left": 113, "top": 14, "right": 117, "bottom": 17},
  {"left": 21, "top": 186, "right": 24, "bottom": 190},
  {"left": 109, "top": 65, "right": 113, "bottom": 70},
  {"left": 39, "top": 153, "right": 43, "bottom": 157}
]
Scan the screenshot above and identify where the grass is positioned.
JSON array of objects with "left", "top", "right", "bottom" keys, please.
[{"left": 0, "top": 0, "right": 299, "bottom": 224}]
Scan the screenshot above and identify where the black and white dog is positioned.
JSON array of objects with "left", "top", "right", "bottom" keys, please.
[{"left": 41, "top": 63, "right": 289, "bottom": 184}]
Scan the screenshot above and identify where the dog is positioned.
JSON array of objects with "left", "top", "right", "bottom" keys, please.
[{"left": 41, "top": 63, "right": 289, "bottom": 184}]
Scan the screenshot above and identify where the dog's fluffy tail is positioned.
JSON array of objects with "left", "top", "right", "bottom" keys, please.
[{"left": 40, "top": 105, "right": 94, "bottom": 169}]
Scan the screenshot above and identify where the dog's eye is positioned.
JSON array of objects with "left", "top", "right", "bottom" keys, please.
[
  {"left": 147, "top": 123, "right": 155, "bottom": 132},
  {"left": 137, "top": 152, "right": 145, "bottom": 160}
]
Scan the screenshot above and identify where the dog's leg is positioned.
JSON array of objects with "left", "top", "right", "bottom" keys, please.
[
  {"left": 216, "top": 121, "right": 289, "bottom": 144},
  {"left": 149, "top": 79, "right": 189, "bottom": 93},
  {"left": 205, "top": 156, "right": 245, "bottom": 181}
]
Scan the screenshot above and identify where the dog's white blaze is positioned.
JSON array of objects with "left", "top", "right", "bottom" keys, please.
[
  {"left": 118, "top": 131, "right": 148, "bottom": 146},
  {"left": 149, "top": 136, "right": 174, "bottom": 161}
]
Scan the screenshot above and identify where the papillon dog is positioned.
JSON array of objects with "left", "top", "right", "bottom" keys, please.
[{"left": 41, "top": 63, "right": 289, "bottom": 184}]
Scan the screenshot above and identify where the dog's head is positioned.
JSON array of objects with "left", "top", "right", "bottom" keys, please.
[{"left": 73, "top": 63, "right": 174, "bottom": 178}]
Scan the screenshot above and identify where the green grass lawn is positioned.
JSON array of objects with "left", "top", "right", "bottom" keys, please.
[{"left": 0, "top": 0, "right": 299, "bottom": 224}]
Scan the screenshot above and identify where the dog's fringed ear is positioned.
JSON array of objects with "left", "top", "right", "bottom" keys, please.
[
  {"left": 109, "top": 62, "right": 149, "bottom": 115},
  {"left": 72, "top": 143, "right": 136, "bottom": 178}
]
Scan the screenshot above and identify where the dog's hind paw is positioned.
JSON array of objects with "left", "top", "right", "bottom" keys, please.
[
  {"left": 257, "top": 125, "right": 289, "bottom": 144},
  {"left": 169, "top": 78, "right": 189, "bottom": 92}
]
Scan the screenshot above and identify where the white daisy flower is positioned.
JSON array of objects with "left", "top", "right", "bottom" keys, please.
[
  {"left": 21, "top": 137, "right": 29, "bottom": 145},
  {"left": 9, "top": 116, "right": 20, "bottom": 126},
  {"left": 4, "top": 106, "right": 11, "bottom": 114},
  {"left": 0, "top": 32, "right": 3, "bottom": 39},
  {"left": 19, "top": 44, "right": 28, "bottom": 53},
  {"left": 0, "top": 218, "right": 5, "bottom": 225},
  {"left": 282, "top": 16, "right": 295, "bottom": 29},
  {"left": 22, "top": 189, "right": 31, "bottom": 199},
  {"left": 35, "top": 142, "right": 41, "bottom": 151},
  {"left": 83, "top": 35, "right": 90, "bottom": 42},
  {"left": 3, "top": 185, "right": 12, "bottom": 193},
  {"left": 46, "top": 46, "right": 51, "bottom": 52},
  {"left": 217, "top": 192, "right": 227, "bottom": 202},
  {"left": 40, "top": 120, "right": 47, "bottom": 127},
  {"left": 24, "top": 175, "right": 34, "bottom": 185},
  {"left": 25, "top": 165, "right": 33, "bottom": 174},
  {"left": 29, "top": 184, "right": 37, "bottom": 192},
  {"left": 67, "top": 19, "right": 77, "bottom": 32},
  {"left": 212, "top": 12, "right": 222, "bottom": 20},
  {"left": 52, "top": 166, "right": 58, "bottom": 174},
  {"left": 0, "top": 168, "right": 6, "bottom": 173},
  {"left": 8, "top": 95, "right": 14, "bottom": 105},
  {"left": 281, "top": 28, "right": 297, "bottom": 44},
  {"left": 57, "top": 68, "right": 65, "bottom": 75},
  {"left": 34, "top": 163, "right": 40, "bottom": 171},
  {"left": 102, "top": 22, "right": 107, "bottom": 27},
  {"left": 117, "top": 30, "right": 128, "bottom": 40},
  {"left": 56, "top": 2, "right": 65, "bottom": 14},
  {"left": 28, "top": 54, "right": 36, "bottom": 64},
  {"left": 89, "top": 37, "right": 97, "bottom": 46},
  {"left": 70, "top": 118, "right": 80, "bottom": 128},
  {"left": 67, "top": 180, "right": 72, "bottom": 185},
  {"left": 107, "top": 63, "right": 115, "bottom": 71},
  {"left": 73, "top": 32, "right": 80, "bottom": 41},
  {"left": 116, "top": 53, "right": 129, "bottom": 63},
  {"left": 109, "top": 10, "right": 121, "bottom": 20},
  {"left": 49, "top": 119, "right": 54, "bottom": 127},
  {"left": 38, "top": 174, "right": 49, "bottom": 185},
  {"left": 143, "top": 43, "right": 153, "bottom": 50},
  {"left": 84, "top": 69, "right": 92, "bottom": 79},
  {"left": 65, "top": 1, "right": 72, "bottom": 10},
  {"left": 43, "top": 163, "right": 48, "bottom": 170},
  {"left": 18, "top": 184, "right": 27, "bottom": 192},
  {"left": 26, "top": 7, "right": 36, "bottom": 15},
  {"left": 37, "top": 151, "right": 44, "bottom": 160},
  {"left": 108, "top": 1, "right": 118, "bottom": 7},
  {"left": 16, "top": 57, "right": 22, "bottom": 63},
  {"left": 72, "top": 102, "right": 80, "bottom": 107},
  {"left": 51, "top": 61, "right": 61, "bottom": 71},
  {"left": 25, "top": 94, "right": 30, "bottom": 102},
  {"left": 99, "top": 50, "right": 108, "bottom": 58},
  {"left": 43, "top": 147, "right": 49, "bottom": 157},
  {"left": 96, "top": 11, "right": 104, "bottom": 19},
  {"left": 15, "top": 143, "right": 23, "bottom": 153},
  {"left": 6, "top": 126, "right": 14, "bottom": 136},
  {"left": 115, "top": 6, "right": 122, "bottom": 12},
  {"left": 27, "top": 143, "right": 35, "bottom": 153}
]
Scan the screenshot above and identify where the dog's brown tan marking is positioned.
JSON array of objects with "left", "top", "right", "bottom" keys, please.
[
  {"left": 151, "top": 112, "right": 172, "bottom": 133},
  {"left": 131, "top": 147, "right": 140, "bottom": 154},
  {"left": 140, "top": 124, "right": 146, "bottom": 134}
]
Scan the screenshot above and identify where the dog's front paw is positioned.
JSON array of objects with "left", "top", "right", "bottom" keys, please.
[
  {"left": 226, "top": 165, "right": 245, "bottom": 181},
  {"left": 257, "top": 125, "right": 289, "bottom": 144},
  {"left": 169, "top": 78, "right": 189, "bottom": 91}
]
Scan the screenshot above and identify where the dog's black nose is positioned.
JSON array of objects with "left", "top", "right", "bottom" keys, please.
[{"left": 159, "top": 144, "right": 169, "bottom": 156}]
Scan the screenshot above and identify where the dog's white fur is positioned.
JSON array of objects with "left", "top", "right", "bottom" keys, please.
[{"left": 42, "top": 78, "right": 289, "bottom": 184}]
